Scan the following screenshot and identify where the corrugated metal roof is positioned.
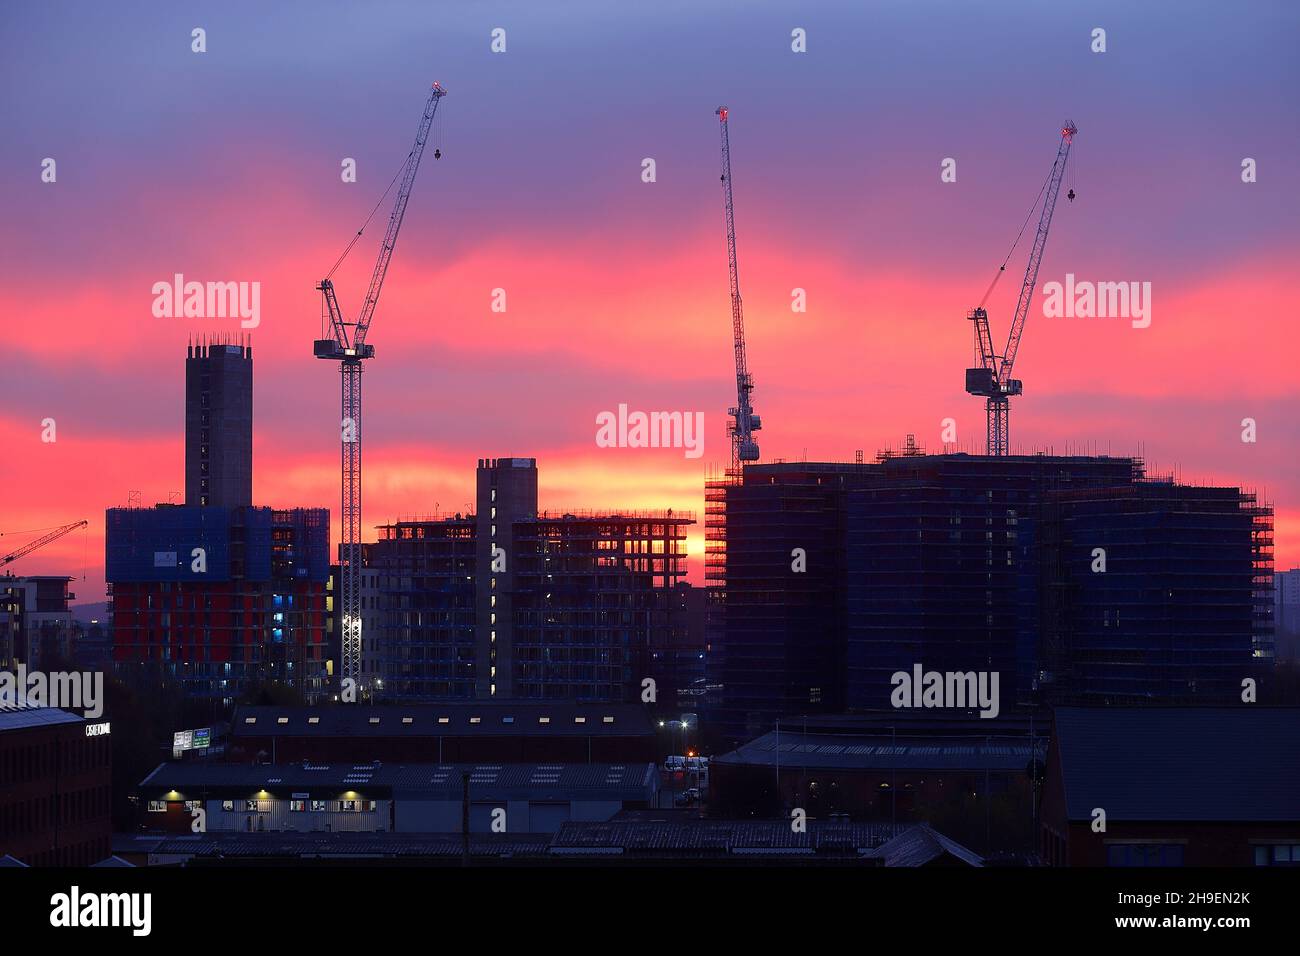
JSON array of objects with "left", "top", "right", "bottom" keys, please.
[
  {"left": 121, "top": 832, "right": 551, "bottom": 859},
  {"left": 550, "top": 820, "right": 905, "bottom": 853},
  {"left": 113, "top": 822, "right": 979, "bottom": 865},
  {"left": 873, "top": 823, "right": 984, "bottom": 867}
]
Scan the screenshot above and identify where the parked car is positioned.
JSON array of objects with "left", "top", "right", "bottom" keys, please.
[{"left": 673, "top": 788, "right": 701, "bottom": 807}]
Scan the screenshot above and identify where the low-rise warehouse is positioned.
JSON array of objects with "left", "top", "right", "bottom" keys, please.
[{"left": 136, "top": 760, "right": 659, "bottom": 835}]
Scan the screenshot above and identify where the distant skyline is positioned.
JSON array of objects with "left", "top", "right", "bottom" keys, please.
[{"left": 3, "top": 0, "right": 1297, "bottom": 601}]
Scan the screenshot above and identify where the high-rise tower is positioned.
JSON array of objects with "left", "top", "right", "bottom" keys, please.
[
  {"left": 475, "top": 457, "right": 538, "bottom": 698},
  {"left": 185, "top": 339, "right": 253, "bottom": 508}
]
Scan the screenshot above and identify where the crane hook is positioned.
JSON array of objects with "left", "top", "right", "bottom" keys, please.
[
  {"left": 434, "top": 148, "right": 441, "bottom": 160},
  {"left": 1067, "top": 188, "right": 1076, "bottom": 202}
]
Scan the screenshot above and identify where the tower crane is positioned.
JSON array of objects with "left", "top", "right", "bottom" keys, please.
[
  {"left": 715, "top": 106, "right": 761, "bottom": 474},
  {"left": 313, "top": 81, "right": 447, "bottom": 688},
  {"left": 1, "top": 520, "right": 88, "bottom": 569},
  {"left": 966, "top": 120, "right": 1076, "bottom": 456}
]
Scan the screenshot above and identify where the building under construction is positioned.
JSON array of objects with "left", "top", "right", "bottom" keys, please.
[
  {"left": 706, "top": 446, "right": 1273, "bottom": 744},
  {"left": 107, "top": 504, "right": 330, "bottom": 704},
  {"left": 105, "top": 341, "right": 331, "bottom": 706},
  {"left": 363, "top": 457, "right": 694, "bottom": 704}
]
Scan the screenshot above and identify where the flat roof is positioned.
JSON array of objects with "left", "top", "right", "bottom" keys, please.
[
  {"left": 715, "top": 730, "right": 1043, "bottom": 772},
  {"left": 1054, "top": 706, "right": 1300, "bottom": 822},
  {"left": 231, "top": 702, "right": 654, "bottom": 738},
  {"left": 0, "top": 703, "right": 85, "bottom": 733},
  {"left": 139, "top": 761, "right": 657, "bottom": 801}
]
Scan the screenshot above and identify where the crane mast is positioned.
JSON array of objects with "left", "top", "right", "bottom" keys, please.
[
  {"left": 716, "top": 107, "right": 761, "bottom": 474},
  {"left": 313, "top": 82, "right": 446, "bottom": 691},
  {"left": 966, "top": 121, "right": 1076, "bottom": 456}
]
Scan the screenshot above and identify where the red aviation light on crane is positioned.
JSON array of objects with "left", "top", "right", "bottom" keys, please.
[{"left": 717, "top": 107, "right": 728, "bottom": 121}]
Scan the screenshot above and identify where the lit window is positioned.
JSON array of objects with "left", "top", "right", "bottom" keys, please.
[
  {"left": 308, "top": 716, "right": 320, "bottom": 724},
  {"left": 438, "top": 717, "right": 450, "bottom": 724},
  {"left": 469, "top": 717, "right": 481, "bottom": 724},
  {"left": 277, "top": 717, "right": 289, "bottom": 724},
  {"left": 574, "top": 717, "right": 586, "bottom": 724},
  {"left": 368, "top": 717, "right": 381, "bottom": 725},
  {"left": 539, "top": 717, "right": 551, "bottom": 724},
  {"left": 603, "top": 716, "right": 615, "bottom": 724},
  {"left": 502, "top": 716, "right": 513, "bottom": 724},
  {"left": 244, "top": 717, "right": 257, "bottom": 724}
]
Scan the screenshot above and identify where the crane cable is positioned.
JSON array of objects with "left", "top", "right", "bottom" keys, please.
[
  {"left": 0, "top": 524, "right": 65, "bottom": 538},
  {"left": 323, "top": 150, "right": 413, "bottom": 282},
  {"left": 319, "top": 93, "right": 446, "bottom": 338},
  {"left": 976, "top": 163, "right": 1054, "bottom": 310}
]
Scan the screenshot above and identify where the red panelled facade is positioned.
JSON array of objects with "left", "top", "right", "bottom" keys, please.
[{"left": 110, "top": 580, "right": 328, "bottom": 703}]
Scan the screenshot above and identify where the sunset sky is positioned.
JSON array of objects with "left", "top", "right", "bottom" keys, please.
[{"left": 3, "top": 0, "right": 1297, "bottom": 601}]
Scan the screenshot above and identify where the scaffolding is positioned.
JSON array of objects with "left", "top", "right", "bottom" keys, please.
[{"left": 704, "top": 466, "right": 738, "bottom": 703}]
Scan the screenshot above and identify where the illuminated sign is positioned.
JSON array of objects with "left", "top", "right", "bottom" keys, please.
[
  {"left": 85, "top": 722, "right": 111, "bottom": 737},
  {"left": 173, "top": 727, "right": 212, "bottom": 754}
]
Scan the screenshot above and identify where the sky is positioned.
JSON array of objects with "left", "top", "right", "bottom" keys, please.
[{"left": 2, "top": 0, "right": 1298, "bottom": 602}]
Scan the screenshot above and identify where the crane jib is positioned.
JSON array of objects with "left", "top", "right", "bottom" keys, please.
[
  {"left": 717, "top": 106, "right": 761, "bottom": 470},
  {"left": 999, "top": 129, "right": 1074, "bottom": 388}
]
